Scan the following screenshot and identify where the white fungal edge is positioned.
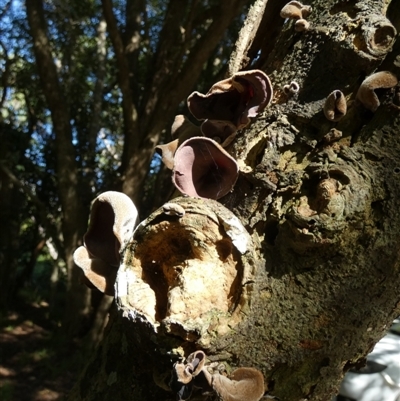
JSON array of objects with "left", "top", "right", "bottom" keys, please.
[
  {"left": 218, "top": 215, "right": 248, "bottom": 254},
  {"left": 115, "top": 266, "right": 136, "bottom": 298}
]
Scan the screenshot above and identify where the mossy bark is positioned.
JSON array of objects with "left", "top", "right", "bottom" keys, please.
[{"left": 67, "top": 1, "right": 400, "bottom": 400}]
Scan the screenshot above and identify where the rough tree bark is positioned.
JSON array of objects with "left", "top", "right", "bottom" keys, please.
[{"left": 67, "top": 0, "right": 400, "bottom": 400}]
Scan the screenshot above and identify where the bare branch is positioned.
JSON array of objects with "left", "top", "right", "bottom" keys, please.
[
  {"left": 228, "top": 0, "right": 269, "bottom": 75},
  {"left": 101, "top": 0, "right": 140, "bottom": 160},
  {"left": 88, "top": 19, "right": 107, "bottom": 155}
]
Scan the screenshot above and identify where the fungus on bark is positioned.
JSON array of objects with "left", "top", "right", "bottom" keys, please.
[
  {"left": 323, "top": 90, "right": 347, "bottom": 121},
  {"left": 156, "top": 115, "right": 201, "bottom": 170},
  {"left": 115, "top": 197, "right": 257, "bottom": 345},
  {"left": 187, "top": 70, "right": 273, "bottom": 143},
  {"left": 172, "top": 136, "right": 239, "bottom": 200},
  {"left": 203, "top": 367, "right": 265, "bottom": 401},
  {"left": 171, "top": 350, "right": 265, "bottom": 401},
  {"left": 162, "top": 202, "right": 185, "bottom": 217},
  {"left": 356, "top": 71, "right": 398, "bottom": 112},
  {"left": 283, "top": 81, "right": 300, "bottom": 96},
  {"left": 280, "top": 1, "right": 312, "bottom": 30},
  {"left": 280, "top": 1, "right": 303, "bottom": 19},
  {"left": 73, "top": 191, "right": 138, "bottom": 295},
  {"left": 294, "top": 18, "right": 310, "bottom": 32}
]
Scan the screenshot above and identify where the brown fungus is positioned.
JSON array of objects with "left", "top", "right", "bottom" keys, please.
[
  {"left": 295, "top": 18, "right": 310, "bottom": 32},
  {"left": 155, "top": 139, "right": 179, "bottom": 170},
  {"left": 171, "top": 351, "right": 208, "bottom": 400},
  {"left": 356, "top": 71, "right": 398, "bottom": 112},
  {"left": 280, "top": 1, "right": 312, "bottom": 21},
  {"left": 324, "top": 90, "right": 347, "bottom": 121},
  {"left": 73, "top": 191, "right": 138, "bottom": 295},
  {"left": 172, "top": 136, "right": 239, "bottom": 200},
  {"left": 155, "top": 115, "right": 201, "bottom": 170},
  {"left": 201, "top": 366, "right": 265, "bottom": 401},
  {"left": 283, "top": 81, "right": 300, "bottom": 96},
  {"left": 200, "top": 119, "right": 238, "bottom": 147},
  {"left": 280, "top": 1, "right": 303, "bottom": 19},
  {"left": 187, "top": 69, "right": 273, "bottom": 140}
]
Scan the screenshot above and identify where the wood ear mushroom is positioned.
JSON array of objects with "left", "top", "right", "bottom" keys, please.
[
  {"left": 356, "top": 71, "right": 398, "bottom": 112},
  {"left": 324, "top": 90, "right": 347, "bottom": 121},
  {"left": 73, "top": 191, "right": 138, "bottom": 295}
]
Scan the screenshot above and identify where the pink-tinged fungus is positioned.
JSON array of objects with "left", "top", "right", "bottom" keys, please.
[
  {"left": 155, "top": 115, "right": 201, "bottom": 170},
  {"left": 172, "top": 137, "right": 239, "bottom": 200},
  {"left": 187, "top": 70, "right": 273, "bottom": 139},
  {"left": 201, "top": 366, "right": 265, "bottom": 401},
  {"left": 73, "top": 191, "right": 138, "bottom": 295},
  {"left": 324, "top": 90, "right": 347, "bottom": 121},
  {"left": 356, "top": 71, "right": 398, "bottom": 112}
]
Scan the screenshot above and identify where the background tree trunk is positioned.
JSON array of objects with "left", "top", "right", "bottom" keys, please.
[
  {"left": 68, "top": 0, "right": 400, "bottom": 400},
  {"left": 26, "top": 0, "right": 91, "bottom": 335}
]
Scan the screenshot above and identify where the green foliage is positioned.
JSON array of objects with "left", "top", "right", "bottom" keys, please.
[{"left": 0, "top": 382, "right": 14, "bottom": 401}]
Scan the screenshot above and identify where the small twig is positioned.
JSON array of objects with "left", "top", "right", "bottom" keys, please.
[{"left": 228, "top": 0, "right": 269, "bottom": 75}]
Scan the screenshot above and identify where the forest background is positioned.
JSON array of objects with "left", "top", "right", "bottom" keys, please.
[{"left": 0, "top": 0, "right": 259, "bottom": 399}]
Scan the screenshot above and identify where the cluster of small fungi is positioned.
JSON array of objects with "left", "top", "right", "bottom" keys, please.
[
  {"left": 170, "top": 350, "right": 265, "bottom": 401},
  {"left": 280, "top": 0, "right": 312, "bottom": 32},
  {"left": 322, "top": 71, "right": 398, "bottom": 122},
  {"left": 155, "top": 69, "right": 273, "bottom": 200}
]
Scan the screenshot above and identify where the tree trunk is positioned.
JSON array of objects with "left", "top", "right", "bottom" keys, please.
[
  {"left": 67, "top": 0, "right": 400, "bottom": 400},
  {"left": 26, "top": 0, "right": 90, "bottom": 335}
]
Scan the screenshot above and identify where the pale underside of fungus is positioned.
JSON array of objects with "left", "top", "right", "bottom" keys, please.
[{"left": 73, "top": 191, "right": 139, "bottom": 296}]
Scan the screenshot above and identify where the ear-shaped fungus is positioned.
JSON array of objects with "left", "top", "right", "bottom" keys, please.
[
  {"left": 295, "top": 18, "right": 310, "bottom": 32},
  {"left": 73, "top": 191, "right": 138, "bottom": 295},
  {"left": 200, "top": 120, "right": 238, "bottom": 147},
  {"left": 172, "top": 136, "right": 239, "bottom": 200},
  {"left": 324, "top": 90, "right": 347, "bottom": 121},
  {"left": 356, "top": 71, "right": 398, "bottom": 112},
  {"left": 201, "top": 366, "right": 265, "bottom": 401},
  {"left": 280, "top": 1, "right": 312, "bottom": 31},
  {"left": 155, "top": 115, "right": 201, "bottom": 170},
  {"left": 280, "top": 1, "right": 303, "bottom": 19},
  {"left": 187, "top": 70, "right": 273, "bottom": 142}
]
